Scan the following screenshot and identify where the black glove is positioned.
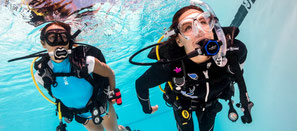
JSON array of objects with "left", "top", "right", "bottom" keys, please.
[
  {"left": 237, "top": 98, "right": 254, "bottom": 124},
  {"left": 242, "top": 101, "right": 254, "bottom": 124},
  {"left": 69, "top": 46, "right": 89, "bottom": 78}
]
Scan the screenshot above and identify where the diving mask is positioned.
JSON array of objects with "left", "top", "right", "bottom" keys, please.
[
  {"left": 48, "top": 47, "right": 72, "bottom": 60},
  {"left": 177, "top": 12, "right": 215, "bottom": 40},
  {"left": 44, "top": 29, "right": 71, "bottom": 46}
]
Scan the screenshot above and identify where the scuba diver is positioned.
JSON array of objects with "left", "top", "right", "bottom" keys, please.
[
  {"left": 8, "top": 21, "right": 127, "bottom": 131},
  {"left": 130, "top": 0, "right": 254, "bottom": 131}
]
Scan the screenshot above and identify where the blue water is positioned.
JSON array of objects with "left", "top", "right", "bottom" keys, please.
[{"left": 1, "top": 0, "right": 297, "bottom": 131}]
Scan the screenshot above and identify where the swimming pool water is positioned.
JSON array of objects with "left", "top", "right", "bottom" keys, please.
[{"left": 1, "top": 0, "right": 297, "bottom": 130}]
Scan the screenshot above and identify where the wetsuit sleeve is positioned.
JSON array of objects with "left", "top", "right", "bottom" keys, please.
[
  {"left": 147, "top": 47, "right": 158, "bottom": 59},
  {"left": 135, "top": 64, "right": 171, "bottom": 114},
  {"left": 234, "top": 39, "right": 247, "bottom": 64},
  {"left": 147, "top": 44, "right": 168, "bottom": 59},
  {"left": 227, "top": 39, "right": 250, "bottom": 104},
  {"left": 227, "top": 39, "right": 247, "bottom": 70}
]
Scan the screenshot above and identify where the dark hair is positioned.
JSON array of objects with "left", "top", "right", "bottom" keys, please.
[
  {"left": 162, "top": 5, "right": 203, "bottom": 59},
  {"left": 40, "top": 21, "right": 71, "bottom": 41},
  {"left": 29, "top": 0, "right": 72, "bottom": 19}
]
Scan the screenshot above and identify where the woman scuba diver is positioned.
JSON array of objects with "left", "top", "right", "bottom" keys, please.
[
  {"left": 9, "top": 21, "right": 127, "bottom": 131},
  {"left": 130, "top": 0, "right": 254, "bottom": 130}
]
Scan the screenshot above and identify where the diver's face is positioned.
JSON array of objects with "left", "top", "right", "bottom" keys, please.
[
  {"left": 176, "top": 9, "right": 214, "bottom": 64},
  {"left": 41, "top": 24, "right": 69, "bottom": 62}
]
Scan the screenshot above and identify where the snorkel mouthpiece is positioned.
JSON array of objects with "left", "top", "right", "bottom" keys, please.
[{"left": 49, "top": 47, "right": 72, "bottom": 60}]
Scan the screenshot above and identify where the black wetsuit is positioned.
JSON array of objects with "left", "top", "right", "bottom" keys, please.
[{"left": 136, "top": 27, "right": 247, "bottom": 131}]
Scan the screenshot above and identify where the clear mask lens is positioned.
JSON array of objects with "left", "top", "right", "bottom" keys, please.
[{"left": 178, "top": 12, "right": 215, "bottom": 39}]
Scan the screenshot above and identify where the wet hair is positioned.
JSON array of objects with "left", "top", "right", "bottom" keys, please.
[
  {"left": 40, "top": 21, "right": 71, "bottom": 42},
  {"left": 29, "top": 0, "right": 72, "bottom": 19},
  {"left": 161, "top": 5, "right": 203, "bottom": 59},
  {"left": 29, "top": 11, "right": 45, "bottom": 27}
]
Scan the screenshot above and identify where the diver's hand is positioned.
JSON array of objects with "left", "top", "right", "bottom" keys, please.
[
  {"left": 111, "top": 99, "right": 116, "bottom": 104},
  {"left": 237, "top": 101, "right": 254, "bottom": 124},
  {"left": 238, "top": 92, "right": 253, "bottom": 124},
  {"left": 151, "top": 105, "right": 159, "bottom": 114},
  {"left": 241, "top": 101, "right": 253, "bottom": 124},
  {"left": 108, "top": 88, "right": 122, "bottom": 105}
]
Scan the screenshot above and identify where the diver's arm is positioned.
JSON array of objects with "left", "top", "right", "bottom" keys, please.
[
  {"left": 136, "top": 64, "right": 171, "bottom": 114},
  {"left": 228, "top": 39, "right": 249, "bottom": 102},
  {"left": 227, "top": 39, "right": 253, "bottom": 123},
  {"left": 93, "top": 58, "right": 116, "bottom": 90}
]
